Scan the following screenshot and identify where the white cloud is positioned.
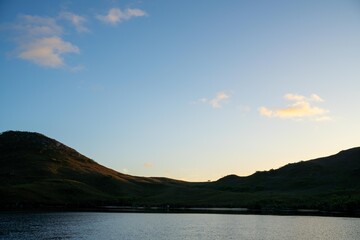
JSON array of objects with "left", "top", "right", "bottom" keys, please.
[
  {"left": 18, "top": 37, "right": 79, "bottom": 67},
  {"left": 60, "top": 11, "right": 89, "bottom": 33},
  {"left": 310, "top": 94, "right": 324, "bottom": 102},
  {"left": 97, "top": 7, "right": 147, "bottom": 25},
  {"left": 314, "top": 116, "right": 332, "bottom": 122},
  {"left": 259, "top": 107, "right": 273, "bottom": 117},
  {"left": 210, "top": 92, "right": 230, "bottom": 108},
  {"left": 12, "top": 14, "right": 80, "bottom": 68},
  {"left": 259, "top": 93, "right": 331, "bottom": 121},
  {"left": 196, "top": 92, "right": 231, "bottom": 108},
  {"left": 8, "top": 6, "right": 148, "bottom": 68},
  {"left": 284, "top": 93, "right": 306, "bottom": 102}
]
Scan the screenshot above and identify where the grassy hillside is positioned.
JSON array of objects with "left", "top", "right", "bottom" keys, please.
[{"left": 1, "top": 130, "right": 360, "bottom": 212}]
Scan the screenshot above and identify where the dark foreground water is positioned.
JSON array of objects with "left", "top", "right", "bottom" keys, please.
[{"left": 1, "top": 212, "right": 360, "bottom": 240}]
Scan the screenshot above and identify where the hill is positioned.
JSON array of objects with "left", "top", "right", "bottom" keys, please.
[
  {"left": 210, "top": 147, "right": 360, "bottom": 210},
  {"left": 0, "top": 131, "right": 189, "bottom": 207},
  {"left": 1, "top": 130, "right": 360, "bottom": 212}
]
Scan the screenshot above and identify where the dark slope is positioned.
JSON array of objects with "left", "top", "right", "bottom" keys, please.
[
  {"left": 211, "top": 148, "right": 360, "bottom": 210},
  {"left": 0, "top": 131, "right": 191, "bottom": 207},
  {"left": 215, "top": 147, "right": 360, "bottom": 191},
  {"left": 1, "top": 130, "right": 360, "bottom": 212}
]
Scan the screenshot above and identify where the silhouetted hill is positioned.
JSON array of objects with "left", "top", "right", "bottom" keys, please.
[
  {"left": 211, "top": 148, "right": 360, "bottom": 210},
  {"left": 215, "top": 147, "right": 360, "bottom": 191},
  {"left": 1, "top": 130, "right": 360, "bottom": 212},
  {"left": 0, "top": 131, "right": 188, "bottom": 207}
]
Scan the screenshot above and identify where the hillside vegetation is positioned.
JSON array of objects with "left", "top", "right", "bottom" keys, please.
[{"left": 1, "top": 131, "right": 360, "bottom": 212}]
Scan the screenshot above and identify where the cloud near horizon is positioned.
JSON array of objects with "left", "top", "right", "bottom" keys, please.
[
  {"left": 144, "top": 162, "right": 154, "bottom": 169},
  {"left": 259, "top": 93, "right": 331, "bottom": 121},
  {"left": 96, "top": 8, "right": 147, "bottom": 25},
  {"left": 13, "top": 14, "right": 80, "bottom": 68}
]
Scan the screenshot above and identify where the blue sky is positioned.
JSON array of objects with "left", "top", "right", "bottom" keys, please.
[{"left": 1, "top": 0, "right": 360, "bottom": 181}]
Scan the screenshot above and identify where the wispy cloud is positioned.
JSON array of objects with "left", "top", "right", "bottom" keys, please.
[
  {"left": 18, "top": 37, "right": 79, "bottom": 67},
  {"left": 12, "top": 14, "right": 79, "bottom": 68},
  {"left": 7, "top": 6, "right": 148, "bottom": 68},
  {"left": 259, "top": 93, "right": 331, "bottom": 121},
  {"left": 60, "top": 11, "right": 89, "bottom": 33},
  {"left": 144, "top": 162, "right": 154, "bottom": 169},
  {"left": 196, "top": 91, "right": 231, "bottom": 109},
  {"left": 96, "top": 7, "right": 147, "bottom": 25},
  {"left": 14, "top": 15, "right": 63, "bottom": 37},
  {"left": 210, "top": 92, "right": 230, "bottom": 108}
]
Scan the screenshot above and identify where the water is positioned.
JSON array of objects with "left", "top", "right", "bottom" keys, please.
[{"left": 1, "top": 212, "right": 360, "bottom": 240}]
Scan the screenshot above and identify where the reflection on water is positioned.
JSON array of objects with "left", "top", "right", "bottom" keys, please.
[{"left": 1, "top": 212, "right": 360, "bottom": 240}]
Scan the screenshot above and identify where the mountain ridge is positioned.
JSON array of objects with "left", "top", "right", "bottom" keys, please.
[
  {"left": 217, "top": 146, "right": 360, "bottom": 182},
  {"left": 1, "top": 130, "right": 360, "bottom": 212}
]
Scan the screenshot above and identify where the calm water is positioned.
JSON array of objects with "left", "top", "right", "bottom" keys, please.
[{"left": 1, "top": 212, "right": 360, "bottom": 240}]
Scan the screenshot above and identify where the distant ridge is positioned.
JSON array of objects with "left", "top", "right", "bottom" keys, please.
[
  {"left": 217, "top": 146, "right": 360, "bottom": 184},
  {"left": 1, "top": 130, "right": 360, "bottom": 213}
]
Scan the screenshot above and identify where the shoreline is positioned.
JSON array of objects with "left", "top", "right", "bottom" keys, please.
[
  {"left": 1, "top": 206, "right": 360, "bottom": 218},
  {"left": 98, "top": 206, "right": 360, "bottom": 218}
]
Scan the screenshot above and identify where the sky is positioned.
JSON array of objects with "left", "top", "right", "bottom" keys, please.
[{"left": 1, "top": 0, "right": 360, "bottom": 181}]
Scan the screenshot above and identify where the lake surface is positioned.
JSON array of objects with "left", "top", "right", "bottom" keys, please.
[{"left": 1, "top": 212, "right": 360, "bottom": 240}]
